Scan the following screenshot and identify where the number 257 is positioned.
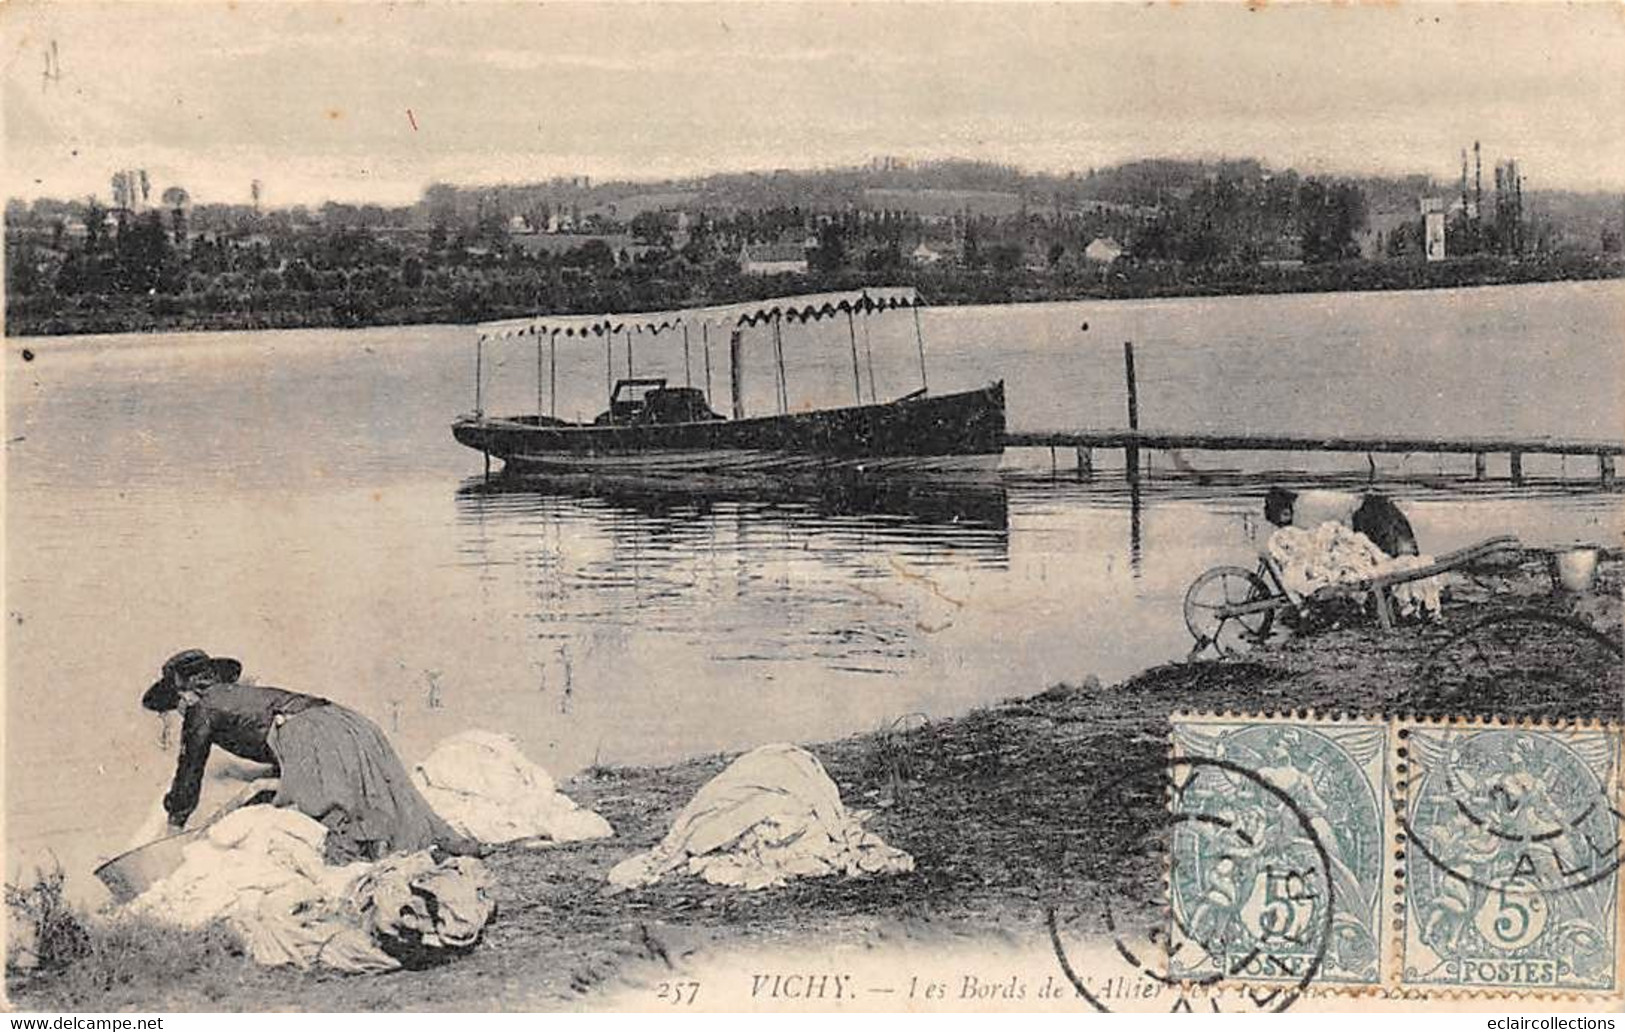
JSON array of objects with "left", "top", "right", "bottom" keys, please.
[{"left": 657, "top": 981, "right": 700, "bottom": 1006}]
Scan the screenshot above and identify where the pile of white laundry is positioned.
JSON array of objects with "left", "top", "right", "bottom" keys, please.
[
  {"left": 607, "top": 743, "right": 914, "bottom": 891},
  {"left": 1268, "top": 522, "right": 1443, "bottom": 619},
  {"left": 411, "top": 730, "right": 614, "bottom": 847},
  {"left": 118, "top": 730, "right": 608, "bottom": 972},
  {"left": 122, "top": 807, "right": 415, "bottom": 973},
  {"left": 118, "top": 735, "right": 912, "bottom": 972}
]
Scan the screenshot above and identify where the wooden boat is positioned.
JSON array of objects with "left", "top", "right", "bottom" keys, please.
[{"left": 452, "top": 288, "right": 1005, "bottom": 481}]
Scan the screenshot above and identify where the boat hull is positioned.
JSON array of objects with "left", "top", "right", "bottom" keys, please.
[{"left": 453, "top": 382, "right": 1006, "bottom": 482}]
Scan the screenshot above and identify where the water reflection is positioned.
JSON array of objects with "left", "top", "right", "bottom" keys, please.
[
  {"left": 457, "top": 473, "right": 1010, "bottom": 532},
  {"left": 452, "top": 475, "right": 1010, "bottom": 678}
]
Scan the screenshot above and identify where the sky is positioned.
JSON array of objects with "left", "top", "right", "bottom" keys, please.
[{"left": 4, "top": 1, "right": 1624, "bottom": 208}]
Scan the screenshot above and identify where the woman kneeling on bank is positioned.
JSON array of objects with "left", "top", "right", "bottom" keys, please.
[{"left": 143, "top": 649, "right": 477, "bottom": 862}]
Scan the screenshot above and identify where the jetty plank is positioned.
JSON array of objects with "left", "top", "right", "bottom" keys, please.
[{"left": 1004, "top": 428, "right": 1625, "bottom": 457}]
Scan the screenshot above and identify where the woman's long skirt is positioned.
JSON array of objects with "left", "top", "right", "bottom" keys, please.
[{"left": 267, "top": 704, "right": 472, "bottom": 863}]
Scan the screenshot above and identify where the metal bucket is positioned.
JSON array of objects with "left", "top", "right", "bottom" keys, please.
[
  {"left": 93, "top": 828, "right": 205, "bottom": 904},
  {"left": 1552, "top": 547, "right": 1600, "bottom": 593}
]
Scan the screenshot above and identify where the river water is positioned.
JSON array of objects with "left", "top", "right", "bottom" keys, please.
[{"left": 6, "top": 279, "right": 1623, "bottom": 900}]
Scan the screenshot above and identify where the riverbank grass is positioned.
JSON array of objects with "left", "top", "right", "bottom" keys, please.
[{"left": 6, "top": 865, "right": 251, "bottom": 1009}]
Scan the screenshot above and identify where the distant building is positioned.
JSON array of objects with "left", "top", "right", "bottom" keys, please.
[
  {"left": 910, "top": 242, "right": 944, "bottom": 266},
  {"left": 1357, "top": 208, "right": 1417, "bottom": 260},
  {"left": 740, "top": 242, "right": 809, "bottom": 276},
  {"left": 1421, "top": 197, "right": 1446, "bottom": 262},
  {"left": 1083, "top": 237, "right": 1125, "bottom": 264}
]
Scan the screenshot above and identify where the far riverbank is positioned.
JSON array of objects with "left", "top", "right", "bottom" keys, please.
[{"left": 7, "top": 253, "right": 1621, "bottom": 338}]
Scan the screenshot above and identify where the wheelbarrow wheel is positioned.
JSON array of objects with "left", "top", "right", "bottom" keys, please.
[{"left": 1184, "top": 566, "right": 1276, "bottom": 655}]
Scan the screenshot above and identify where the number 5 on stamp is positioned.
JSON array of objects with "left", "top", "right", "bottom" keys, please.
[
  {"left": 1169, "top": 714, "right": 1393, "bottom": 989},
  {"left": 1400, "top": 721, "right": 1622, "bottom": 994}
]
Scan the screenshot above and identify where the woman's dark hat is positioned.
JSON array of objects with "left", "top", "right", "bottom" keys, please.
[{"left": 142, "top": 649, "right": 243, "bottom": 712}]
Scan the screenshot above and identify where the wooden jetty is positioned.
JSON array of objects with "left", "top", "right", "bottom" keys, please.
[
  {"left": 1003, "top": 428, "right": 1622, "bottom": 485},
  {"left": 1004, "top": 341, "right": 1623, "bottom": 486}
]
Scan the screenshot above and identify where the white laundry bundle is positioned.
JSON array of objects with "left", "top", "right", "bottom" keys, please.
[
  {"left": 607, "top": 743, "right": 914, "bottom": 892},
  {"left": 121, "top": 806, "right": 497, "bottom": 974},
  {"left": 412, "top": 730, "right": 613, "bottom": 847},
  {"left": 120, "top": 806, "right": 394, "bottom": 973},
  {"left": 1268, "top": 522, "right": 1442, "bottom": 619}
]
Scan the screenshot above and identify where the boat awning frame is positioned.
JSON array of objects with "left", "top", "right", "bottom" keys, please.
[{"left": 474, "top": 286, "right": 921, "bottom": 344}]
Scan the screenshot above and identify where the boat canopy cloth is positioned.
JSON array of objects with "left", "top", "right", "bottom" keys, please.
[{"left": 475, "top": 286, "right": 920, "bottom": 343}]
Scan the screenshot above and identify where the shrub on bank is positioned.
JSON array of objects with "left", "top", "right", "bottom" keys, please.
[{"left": 6, "top": 864, "right": 250, "bottom": 1009}]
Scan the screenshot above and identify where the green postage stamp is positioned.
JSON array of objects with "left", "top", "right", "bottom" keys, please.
[
  {"left": 1402, "top": 722, "right": 1621, "bottom": 993},
  {"left": 1169, "top": 716, "right": 1392, "bottom": 988},
  {"left": 1170, "top": 714, "right": 1623, "bottom": 996}
]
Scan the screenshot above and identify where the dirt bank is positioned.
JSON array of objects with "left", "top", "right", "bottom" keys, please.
[{"left": 8, "top": 548, "right": 1621, "bottom": 1011}]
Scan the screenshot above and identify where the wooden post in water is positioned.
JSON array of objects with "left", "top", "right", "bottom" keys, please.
[
  {"left": 1601, "top": 454, "right": 1616, "bottom": 486},
  {"left": 1509, "top": 450, "right": 1524, "bottom": 485},
  {"left": 729, "top": 328, "right": 745, "bottom": 420},
  {"left": 1474, "top": 453, "right": 1486, "bottom": 480},
  {"left": 477, "top": 332, "right": 489, "bottom": 481},
  {"left": 1123, "top": 341, "right": 1140, "bottom": 480},
  {"left": 1076, "top": 446, "right": 1093, "bottom": 479}
]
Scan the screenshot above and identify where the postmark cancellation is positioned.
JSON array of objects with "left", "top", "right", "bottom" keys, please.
[
  {"left": 1171, "top": 713, "right": 1623, "bottom": 998},
  {"left": 1170, "top": 715, "right": 1391, "bottom": 990},
  {"left": 1400, "top": 721, "right": 1621, "bottom": 994}
]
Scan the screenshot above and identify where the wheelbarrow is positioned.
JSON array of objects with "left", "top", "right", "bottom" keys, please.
[{"left": 1182, "top": 535, "right": 1521, "bottom": 656}]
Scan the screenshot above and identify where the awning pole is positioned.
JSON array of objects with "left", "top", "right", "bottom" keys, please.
[
  {"left": 913, "top": 304, "right": 929, "bottom": 394},
  {"left": 772, "top": 314, "right": 789, "bottom": 415},
  {"left": 474, "top": 335, "right": 484, "bottom": 416},
  {"left": 845, "top": 311, "right": 862, "bottom": 404},
  {"left": 683, "top": 325, "right": 692, "bottom": 387},
  {"left": 626, "top": 330, "right": 634, "bottom": 378},
  {"left": 862, "top": 310, "right": 878, "bottom": 404},
  {"left": 703, "top": 324, "right": 714, "bottom": 405},
  {"left": 729, "top": 328, "right": 745, "bottom": 420},
  {"left": 535, "top": 332, "right": 544, "bottom": 418},
  {"left": 605, "top": 335, "right": 612, "bottom": 399},
  {"left": 549, "top": 332, "right": 557, "bottom": 419}
]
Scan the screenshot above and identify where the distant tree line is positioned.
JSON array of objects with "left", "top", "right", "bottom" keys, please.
[{"left": 6, "top": 157, "right": 1623, "bottom": 336}]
